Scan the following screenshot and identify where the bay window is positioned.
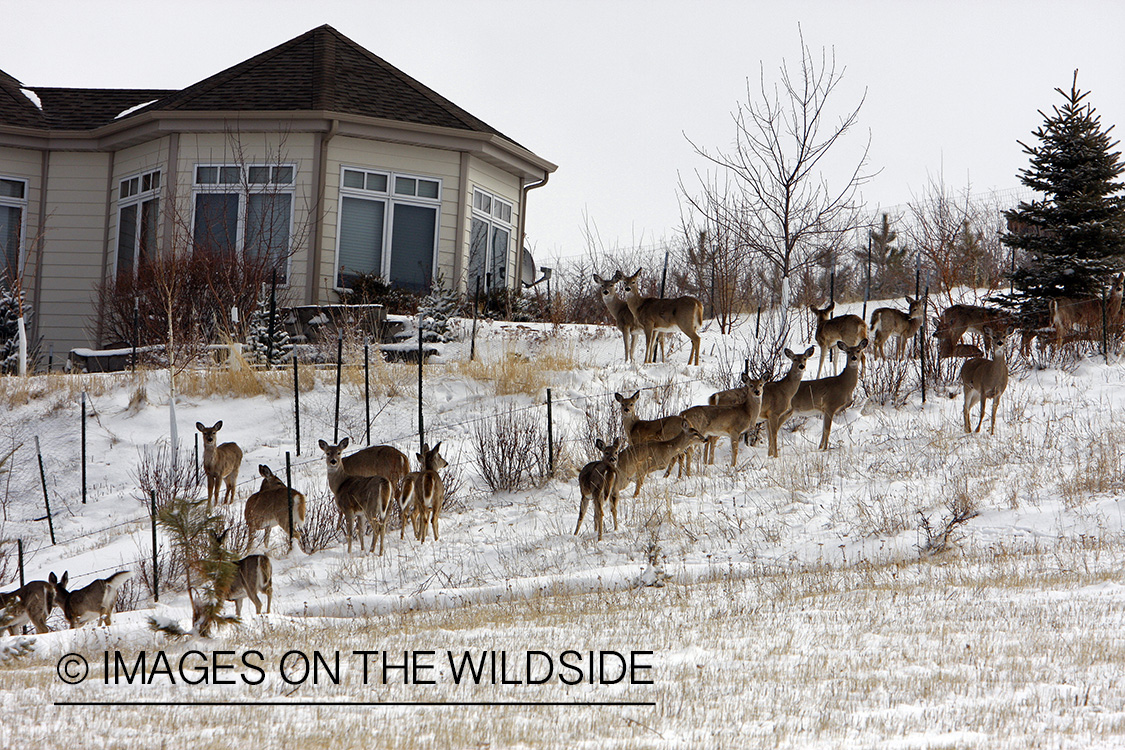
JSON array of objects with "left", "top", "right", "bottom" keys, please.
[
  {"left": 469, "top": 188, "right": 513, "bottom": 293},
  {"left": 0, "top": 177, "right": 27, "bottom": 283}
]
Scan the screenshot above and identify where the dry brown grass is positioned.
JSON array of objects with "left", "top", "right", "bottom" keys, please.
[{"left": 450, "top": 338, "right": 578, "bottom": 397}]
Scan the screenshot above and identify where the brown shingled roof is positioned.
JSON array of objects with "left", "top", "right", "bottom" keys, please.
[
  {"left": 137, "top": 25, "right": 512, "bottom": 140},
  {"left": 0, "top": 25, "right": 516, "bottom": 144}
]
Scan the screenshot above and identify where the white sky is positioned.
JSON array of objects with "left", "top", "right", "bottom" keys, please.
[{"left": 8, "top": 1, "right": 1125, "bottom": 267}]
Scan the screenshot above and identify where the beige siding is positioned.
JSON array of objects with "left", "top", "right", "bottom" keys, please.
[
  {"left": 38, "top": 151, "right": 112, "bottom": 352},
  {"left": 321, "top": 137, "right": 461, "bottom": 299},
  {"left": 172, "top": 132, "right": 317, "bottom": 303}
]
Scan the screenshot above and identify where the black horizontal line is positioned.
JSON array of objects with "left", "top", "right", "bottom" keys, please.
[{"left": 55, "top": 700, "right": 655, "bottom": 707}]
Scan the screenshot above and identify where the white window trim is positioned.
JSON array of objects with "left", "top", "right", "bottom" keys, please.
[
  {"left": 190, "top": 163, "right": 297, "bottom": 285},
  {"left": 0, "top": 176, "right": 29, "bottom": 282},
  {"left": 470, "top": 187, "right": 514, "bottom": 290},
  {"left": 333, "top": 165, "right": 443, "bottom": 292},
  {"left": 114, "top": 169, "right": 161, "bottom": 277}
]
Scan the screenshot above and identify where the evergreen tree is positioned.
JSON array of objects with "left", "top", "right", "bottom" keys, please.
[
  {"left": 418, "top": 275, "right": 461, "bottom": 343},
  {"left": 246, "top": 288, "right": 293, "bottom": 366},
  {"left": 1000, "top": 73, "right": 1125, "bottom": 325}
]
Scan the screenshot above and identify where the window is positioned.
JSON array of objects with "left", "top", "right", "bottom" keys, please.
[
  {"left": 0, "top": 177, "right": 27, "bottom": 283},
  {"left": 192, "top": 164, "right": 294, "bottom": 282},
  {"left": 469, "top": 188, "right": 513, "bottom": 292},
  {"left": 335, "top": 167, "right": 441, "bottom": 292},
  {"left": 116, "top": 169, "right": 161, "bottom": 276}
]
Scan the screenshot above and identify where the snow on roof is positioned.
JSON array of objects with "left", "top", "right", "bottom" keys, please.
[
  {"left": 20, "top": 88, "right": 41, "bottom": 110},
  {"left": 114, "top": 98, "right": 158, "bottom": 120}
]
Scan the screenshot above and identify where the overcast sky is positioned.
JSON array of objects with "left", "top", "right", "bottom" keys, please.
[{"left": 8, "top": 1, "right": 1125, "bottom": 268}]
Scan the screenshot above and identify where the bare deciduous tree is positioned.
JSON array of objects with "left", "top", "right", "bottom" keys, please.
[{"left": 684, "top": 29, "right": 874, "bottom": 314}]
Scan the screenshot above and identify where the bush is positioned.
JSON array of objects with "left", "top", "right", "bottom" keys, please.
[{"left": 472, "top": 405, "right": 552, "bottom": 493}]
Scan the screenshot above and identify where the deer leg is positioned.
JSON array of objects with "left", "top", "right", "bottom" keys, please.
[
  {"left": 575, "top": 494, "right": 589, "bottom": 535},
  {"left": 817, "top": 348, "right": 828, "bottom": 379},
  {"left": 820, "top": 413, "right": 834, "bottom": 450},
  {"left": 594, "top": 494, "right": 604, "bottom": 541},
  {"left": 234, "top": 597, "right": 243, "bottom": 619},
  {"left": 246, "top": 585, "right": 262, "bottom": 615},
  {"left": 989, "top": 395, "right": 1000, "bottom": 435},
  {"left": 729, "top": 435, "right": 739, "bottom": 467},
  {"left": 431, "top": 507, "right": 440, "bottom": 542},
  {"left": 610, "top": 488, "right": 620, "bottom": 531},
  {"left": 963, "top": 395, "right": 973, "bottom": 433},
  {"left": 975, "top": 396, "right": 987, "bottom": 433}
]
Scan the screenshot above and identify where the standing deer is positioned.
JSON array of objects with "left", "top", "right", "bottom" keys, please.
[
  {"left": 753, "top": 346, "right": 816, "bottom": 458},
  {"left": 320, "top": 437, "right": 409, "bottom": 496},
  {"left": 0, "top": 580, "right": 58, "bottom": 635},
  {"left": 1050, "top": 272, "right": 1125, "bottom": 347},
  {"left": 811, "top": 303, "right": 868, "bottom": 378},
  {"left": 870, "top": 296, "right": 925, "bottom": 359},
  {"left": 575, "top": 438, "right": 621, "bottom": 542},
  {"left": 50, "top": 570, "right": 134, "bottom": 628},
  {"left": 680, "top": 374, "right": 765, "bottom": 467},
  {"left": 226, "top": 554, "right": 273, "bottom": 617},
  {"left": 401, "top": 442, "right": 448, "bottom": 544},
  {"left": 244, "top": 465, "right": 307, "bottom": 552},
  {"left": 594, "top": 271, "right": 639, "bottom": 363},
  {"left": 621, "top": 269, "right": 703, "bottom": 366},
  {"left": 196, "top": 421, "right": 243, "bottom": 506},
  {"left": 959, "top": 330, "right": 1010, "bottom": 435},
  {"left": 614, "top": 426, "right": 707, "bottom": 497},
  {"left": 934, "top": 305, "right": 1012, "bottom": 357},
  {"left": 788, "top": 339, "right": 868, "bottom": 451},
  {"left": 319, "top": 439, "right": 396, "bottom": 554},
  {"left": 614, "top": 390, "right": 690, "bottom": 476}
]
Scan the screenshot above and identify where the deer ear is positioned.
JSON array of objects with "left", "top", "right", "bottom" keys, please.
[
  {"left": 595, "top": 438, "right": 606, "bottom": 451},
  {"left": 859, "top": 338, "right": 869, "bottom": 349},
  {"left": 432, "top": 441, "right": 442, "bottom": 454},
  {"left": 804, "top": 346, "right": 815, "bottom": 356},
  {"left": 318, "top": 439, "right": 329, "bottom": 451},
  {"left": 339, "top": 436, "right": 349, "bottom": 449},
  {"left": 214, "top": 420, "right": 222, "bottom": 430},
  {"left": 259, "top": 465, "right": 271, "bottom": 478},
  {"left": 593, "top": 273, "right": 604, "bottom": 284},
  {"left": 49, "top": 572, "right": 57, "bottom": 584},
  {"left": 836, "top": 341, "right": 848, "bottom": 352},
  {"left": 631, "top": 390, "right": 640, "bottom": 400},
  {"left": 196, "top": 422, "right": 206, "bottom": 432},
  {"left": 60, "top": 572, "right": 68, "bottom": 588},
  {"left": 614, "top": 392, "right": 624, "bottom": 402},
  {"left": 784, "top": 348, "right": 794, "bottom": 358}
]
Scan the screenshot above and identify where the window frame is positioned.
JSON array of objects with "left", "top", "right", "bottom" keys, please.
[
  {"left": 333, "top": 165, "right": 442, "bottom": 292},
  {"left": 469, "top": 187, "right": 514, "bottom": 292},
  {"left": 0, "top": 176, "right": 28, "bottom": 283},
  {"left": 114, "top": 168, "right": 162, "bottom": 278},
  {"left": 190, "top": 163, "right": 297, "bottom": 284}
]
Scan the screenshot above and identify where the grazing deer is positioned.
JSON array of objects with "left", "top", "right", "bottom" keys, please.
[
  {"left": 226, "top": 554, "right": 273, "bottom": 617},
  {"left": 575, "top": 438, "right": 621, "bottom": 541},
  {"left": 934, "top": 305, "right": 1012, "bottom": 357},
  {"left": 621, "top": 269, "right": 703, "bottom": 366},
  {"left": 680, "top": 374, "right": 765, "bottom": 467},
  {"left": 615, "top": 426, "right": 707, "bottom": 497},
  {"left": 244, "top": 465, "right": 307, "bottom": 552},
  {"left": 754, "top": 346, "right": 816, "bottom": 458},
  {"left": 50, "top": 570, "right": 133, "bottom": 628},
  {"left": 319, "top": 439, "right": 396, "bottom": 554},
  {"left": 788, "top": 339, "right": 868, "bottom": 451},
  {"left": 959, "top": 330, "right": 1010, "bottom": 435},
  {"left": 196, "top": 421, "right": 243, "bottom": 506},
  {"left": 1050, "top": 272, "right": 1125, "bottom": 347},
  {"left": 811, "top": 303, "right": 868, "bottom": 378},
  {"left": 0, "top": 580, "right": 58, "bottom": 635},
  {"left": 401, "top": 442, "right": 448, "bottom": 544},
  {"left": 870, "top": 296, "right": 924, "bottom": 359}
]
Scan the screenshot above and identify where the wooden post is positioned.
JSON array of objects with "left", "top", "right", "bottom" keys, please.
[
  {"left": 80, "top": 391, "right": 87, "bottom": 504},
  {"left": 293, "top": 353, "right": 301, "bottom": 456},
  {"left": 920, "top": 286, "right": 929, "bottom": 404},
  {"left": 17, "top": 539, "right": 24, "bottom": 587},
  {"left": 863, "top": 235, "right": 872, "bottom": 320},
  {"left": 418, "top": 317, "right": 425, "bottom": 454},
  {"left": 660, "top": 249, "right": 669, "bottom": 298},
  {"left": 151, "top": 489, "right": 159, "bottom": 602},
  {"left": 755, "top": 305, "right": 761, "bottom": 339},
  {"left": 470, "top": 276, "right": 481, "bottom": 362},
  {"left": 333, "top": 332, "right": 343, "bottom": 444},
  {"left": 364, "top": 338, "right": 371, "bottom": 445},
  {"left": 1102, "top": 288, "right": 1109, "bottom": 364},
  {"left": 35, "top": 436, "right": 54, "bottom": 545},
  {"left": 546, "top": 388, "right": 554, "bottom": 477},
  {"left": 286, "top": 451, "right": 294, "bottom": 553}
]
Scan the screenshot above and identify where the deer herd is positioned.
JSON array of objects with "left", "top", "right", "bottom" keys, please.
[
  {"left": 1, "top": 269, "right": 1120, "bottom": 632},
  {"left": 0, "top": 424, "right": 448, "bottom": 635},
  {"left": 574, "top": 268, "right": 1125, "bottom": 540}
]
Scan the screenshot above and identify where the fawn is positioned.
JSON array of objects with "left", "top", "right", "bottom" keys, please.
[
  {"left": 575, "top": 438, "right": 621, "bottom": 542},
  {"left": 196, "top": 421, "right": 243, "bottom": 506},
  {"left": 401, "top": 442, "right": 448, "bottom": 543},
  {"left": 50, "top": 570, "right": 133, "bottom": 628},
  {"left": 244, "top": 465, "right": 307, "bottom": 552}
]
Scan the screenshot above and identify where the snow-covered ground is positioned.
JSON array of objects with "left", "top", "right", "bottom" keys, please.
[{"left": 3, "top": 299, "right": 1125, "bottom": 748}]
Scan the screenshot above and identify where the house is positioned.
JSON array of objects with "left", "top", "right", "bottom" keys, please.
[{"left": 0, "top": 25, "right": 556, "bottom": 354}]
